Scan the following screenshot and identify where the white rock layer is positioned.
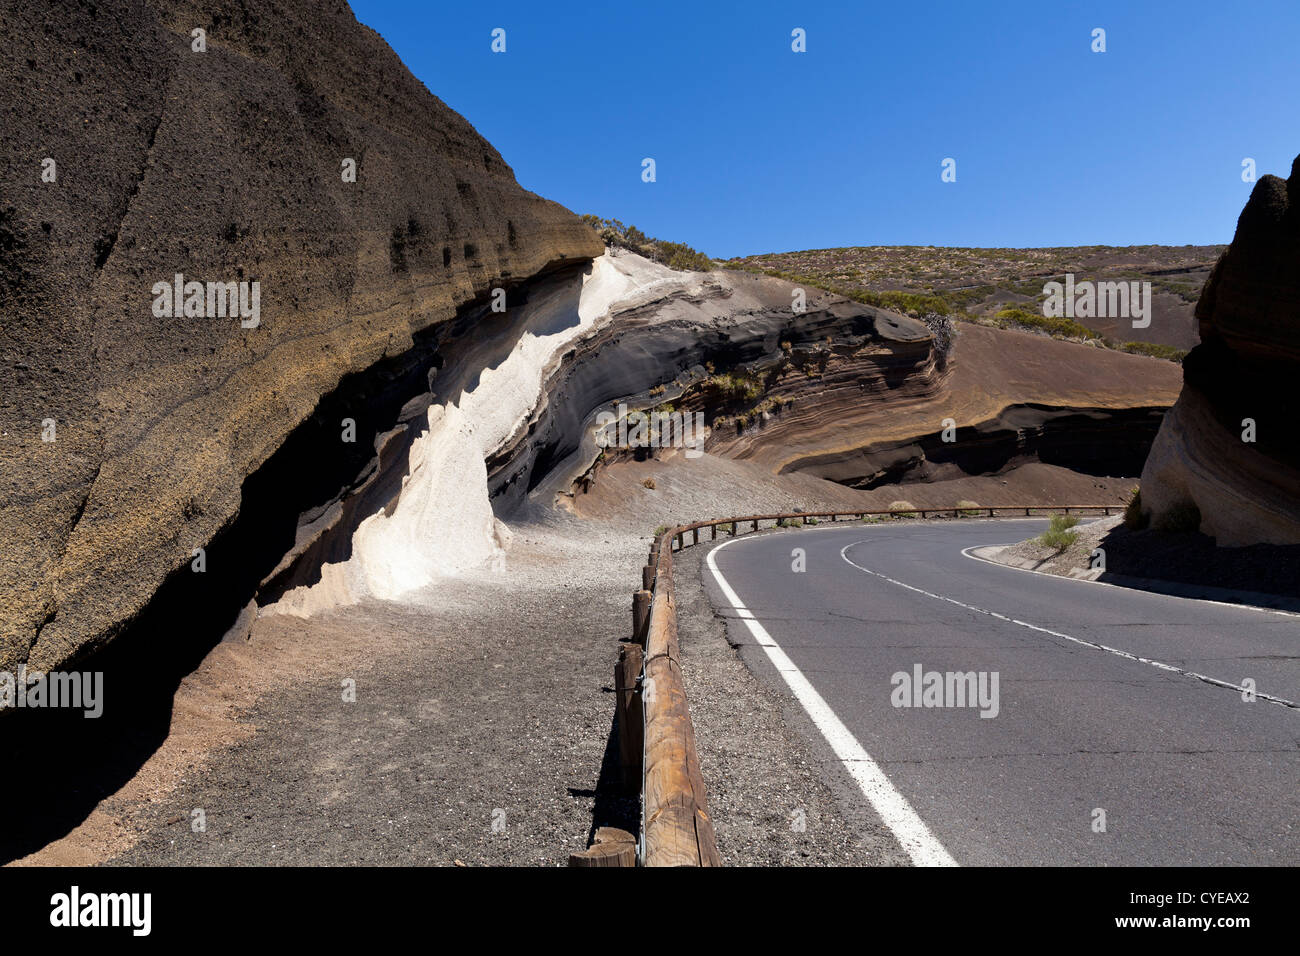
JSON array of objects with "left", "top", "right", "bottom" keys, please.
[{"left": 266, "top": 251, "right": 681, "bottom": 616}]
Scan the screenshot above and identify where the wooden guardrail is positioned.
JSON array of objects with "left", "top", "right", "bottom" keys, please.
[{"left": 603, "top": 504, "right": 1116, "bottom": 866}]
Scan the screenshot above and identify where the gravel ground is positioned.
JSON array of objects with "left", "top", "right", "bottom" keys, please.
[
  {"left": 107, "top": 517, "right": 643, "bottom": 867},
  {"left": 53, "top": 458, "right": 935, "bottom": 867},
  {"left": 96, "top": 490, "right": 909, "bottom": 866}
]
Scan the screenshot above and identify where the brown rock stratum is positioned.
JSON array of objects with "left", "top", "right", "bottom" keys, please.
[
  {"left": 0, "top": 0, "right": 602, "bottom": 671},
  {"left": 1140, "top": 155, "right": 1300, "bottom": 545}
]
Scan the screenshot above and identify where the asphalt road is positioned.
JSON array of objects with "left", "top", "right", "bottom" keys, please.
[{"left": 701, "top": 519, "right": 1299, "bottom": 866}]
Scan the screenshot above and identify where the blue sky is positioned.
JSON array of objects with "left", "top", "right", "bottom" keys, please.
[{"left": 351, "top": 0, "right": 1298, "bottom": 259}]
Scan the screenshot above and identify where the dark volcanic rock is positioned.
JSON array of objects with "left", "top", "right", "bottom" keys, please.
[
  {"left": 1140, "top": 154, "right": 1300, "bottom": 544},
  {"left": 0, "top": 0, "right": 602, "bottom": 671}
]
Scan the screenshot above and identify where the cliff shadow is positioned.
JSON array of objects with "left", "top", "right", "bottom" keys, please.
[{"left": 1093, "top": 524, "right": 1300, "bottom": 610}]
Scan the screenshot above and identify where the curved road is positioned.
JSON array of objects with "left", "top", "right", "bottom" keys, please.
[{"left": 701, "top": 519, "right": 1299, "bottom": 866}]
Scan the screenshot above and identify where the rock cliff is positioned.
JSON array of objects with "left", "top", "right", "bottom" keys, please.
[
  {"left": 0, "top": 0, "right": 602, "bottom": 672},
  {"left": 1139, "top": 155, "right": 1300, "bottom": 545}
]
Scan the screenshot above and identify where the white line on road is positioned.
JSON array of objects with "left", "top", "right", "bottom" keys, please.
[
  {"left": 960, "top": 543, "right": 1300, "bottom": 621},
  {"left": 705, "top": 537, "right": 958, "bottom": 867},
  {"left": 841, "top": 542, "right": 1300, "bottom": 710}
]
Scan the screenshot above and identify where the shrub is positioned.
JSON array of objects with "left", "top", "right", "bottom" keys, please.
[
  {"left": 1117, "top": 341, "right": 1188, "bottom": 363},
  {"left": 1037, "top": 514, "right": 1080, "bottom": 551},
  {"left": 580, "top": 215, "right": 714, "bottom": 271},
  {"left": 889, "top": 501, "right": 918, "bottom": 518},
  {"left": 776, "top": 516, "right": 804, "bottom": 528},
  {"left": 653, "top": 525, "right": 670, "bottom": 538},
  {"left": 642, "top": 478, "right": 656, "bottom": 490},
  {"left": 922, "top": 312, "right": 957, "bottom": 360},
  {"left": 956, "top": 500, "right": 982, "bottom": 517},
  {"left": 719, "top": 521, "right": 736, "bottom": 536},
  {"left": 996, "top": 307, "right": 1097, "bottom": 341},
  {"left": 705, "top": 372, "right": 764, "bottom": 403}
]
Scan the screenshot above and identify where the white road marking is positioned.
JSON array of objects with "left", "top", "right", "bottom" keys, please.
[
  {"left": 959, "top": 543, "right": 1300, "bottom": 620},
  {"left": 841, "top": 542, "right": 1300, "bottom": 710},
  {"left": 705, "top": 537, "right": 958, "bottom": 867}
]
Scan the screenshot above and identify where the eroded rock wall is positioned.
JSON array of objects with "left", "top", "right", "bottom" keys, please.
[
  {"left": 0, "top": 0, "right": 602, "bottom": 671},
  {"left": 1139, "top": 155, "right": 1300, "bottom": 545}
]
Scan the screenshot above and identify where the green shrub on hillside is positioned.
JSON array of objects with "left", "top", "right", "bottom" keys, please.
[
  {"left": 995, "top": 307, "right": 1097, "bottom": 340},
  {"left": 1037, "top": 514, "right": 1080, "bottom": 551},
  {"left": 1116, "top": 341, "right": 1188, "bottom": 362},
  {"left": 580, "top": 215, "right": 714, "bottom": 272}
]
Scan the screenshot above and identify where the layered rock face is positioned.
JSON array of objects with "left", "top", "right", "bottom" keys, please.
[
  {"left": 0, "top": 0, "right": 602, "bottom": 671},
  {"left": 1140, "top": 156, "right": 1300, "bottom": 545},
  {"left": 242, "top": 248, "right": 1181, "bottom": 618},
  {"left": 484, "top": 256, "right": 1181, "bottom": 511}
]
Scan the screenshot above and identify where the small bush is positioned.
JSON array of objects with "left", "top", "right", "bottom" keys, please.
[
  {"left": 806, "top": 516, "right": 819, "bottom": 526},
  {"left": 719, "top": 521, "right": 736, "bottom": 536},
  {"left": 1117, "top": 341, "right": 1188, "bottom": 363},
  {"left": 642, "top": 478, "right": 656, "bottom": 490},
  {"left": 996, "top": 307, "right": 1097, "bottom": 341},
  {"left": 955, "top": 499, "right": 982, "bottom": 517},
  {"left": 653, "top": 525, "right": 670, "bottom": 538},
  {"left": 776, "top": 516, "right": 804, "bottom": 528},
  {"left": 580, "top": 215, "right": 714, "bottom": 272},
  {"left": 1037, "top": 514, "right": 1080, "bottom": 551},
  {"left": 889, "top": 501, "right": 918, "bottom": 519},
  {"left": 922, "top": 311, "right": 957, "bottom": 359},
  {"left": 705, "top": 372, "right": 764, "bottom": 403}
]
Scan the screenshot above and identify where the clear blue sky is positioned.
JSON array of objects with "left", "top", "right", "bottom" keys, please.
[{"left": 351, "top": 0, "right": 1298, "bottom": 259}]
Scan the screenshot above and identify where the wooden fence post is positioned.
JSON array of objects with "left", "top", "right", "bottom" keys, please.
[
  {"left": 633, "top": 589, "right": 652, "bottom": 645},
  {"left": 570, "top": 827, "right": 637, "bottom": 867},
  {"left": 615, "top": 642, "right": 644, "bottom": 794}
]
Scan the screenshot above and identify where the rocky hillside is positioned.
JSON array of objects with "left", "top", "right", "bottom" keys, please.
[
  {"left": 726, "top": 244, "right": 1223, "bottom": 354},
  {"left": 1139, "top": 155, "right": 1300, "bottom": 545},
  {"left": 0, "top": 0, "right": 602, "bottom": 673}
]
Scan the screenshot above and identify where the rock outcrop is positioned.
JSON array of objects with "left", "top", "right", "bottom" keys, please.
[
  {"left": 1139, "top": 155, "right": 1300, "bottom": 545},
  {"left": 193, "top": 245, "right": 1180, "bottom": 620},
  {"left": 0, "top": 0, "right": 602, "bottom": 672}
]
